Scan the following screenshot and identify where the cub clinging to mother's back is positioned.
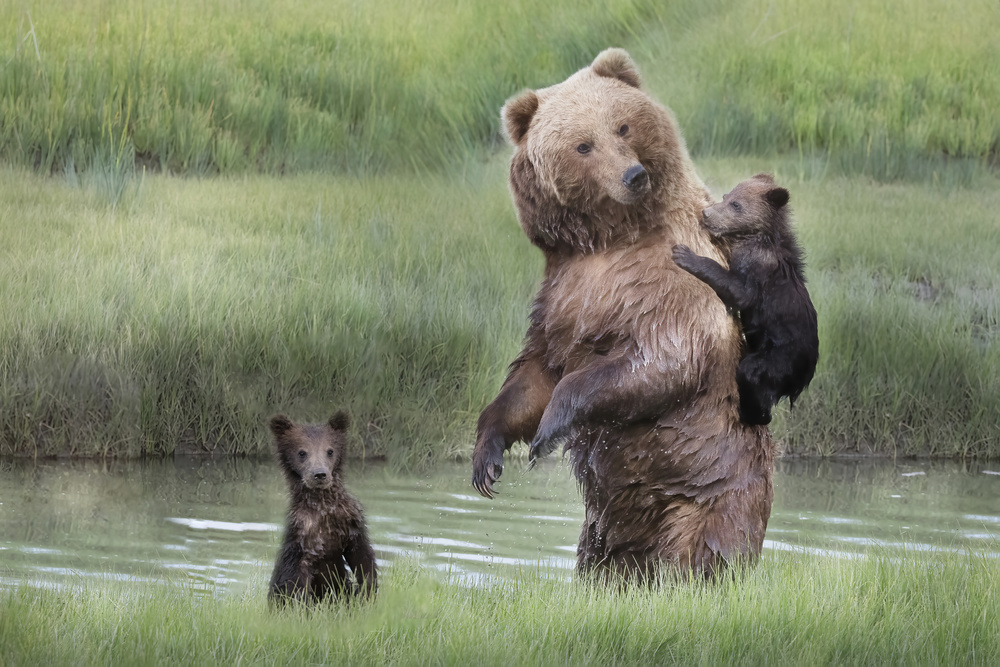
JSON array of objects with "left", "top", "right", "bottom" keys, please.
[{"left": 672, "top": 173, "right": 819, "bottom": 425}]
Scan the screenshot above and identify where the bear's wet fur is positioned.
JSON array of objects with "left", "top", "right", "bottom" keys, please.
[
  {"left": 672, "top": 174, "right": 819, "bottom": 425},
  {"left": 471, "top": 48, "right": 774, "bottom": 580},
  {"left": 268, "top": 411, "right": 377, "bottom": 605}
]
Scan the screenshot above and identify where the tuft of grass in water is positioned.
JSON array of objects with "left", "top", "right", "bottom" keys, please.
[
  {"left": 1, "top": 549, "right": 999, "bottom": 665},
  {"left": 1, "top": 158, "right": 998, "bottom": 461}
]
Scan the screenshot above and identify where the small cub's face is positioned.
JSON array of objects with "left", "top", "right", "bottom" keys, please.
[
  {"left": 702, "top": 174, "right": 789, "bottom": 239},
  {"left": 270, "top": 412, "right": 350, "bottom": 491}
]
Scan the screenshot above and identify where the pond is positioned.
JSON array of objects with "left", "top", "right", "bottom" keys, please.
[{"left": 1, "top": 457, "right": 999, "bottom": 592}]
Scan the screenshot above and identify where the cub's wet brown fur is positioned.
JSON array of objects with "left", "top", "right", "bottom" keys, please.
[
  {"left": 268, "top": 411, "right": 377, "bottom": 604},
  {"left": 472, "top": 49, "right": 774, "bottom": 580},
  {"left": 672, "top": 174, "right": 819, "bottom": 425}
]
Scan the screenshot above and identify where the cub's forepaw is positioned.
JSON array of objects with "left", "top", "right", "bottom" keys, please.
[{"left": 671, "top": 244, "right": 696, "bottom": 269}]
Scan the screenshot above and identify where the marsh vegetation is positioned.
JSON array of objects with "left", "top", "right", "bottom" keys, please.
[{"left": 1, "top": 0, "right": 997, "bottom": 462}]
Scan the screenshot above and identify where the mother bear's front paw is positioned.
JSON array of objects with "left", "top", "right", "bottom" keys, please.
[
  {"left": 528, "top": 417, "right": 569, "bottom": 463},
  {"left": 472, "top": 448, "right": 504, "bottom": 499}
]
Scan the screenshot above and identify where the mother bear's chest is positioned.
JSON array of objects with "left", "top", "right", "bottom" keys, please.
[
  {"left": 540, "top": 245, "right": 668, "bottom": 367},
  {"left": 538, "top": 235, "right": 736, "bottom": 376}
]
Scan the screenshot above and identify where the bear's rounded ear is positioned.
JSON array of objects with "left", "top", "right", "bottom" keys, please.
[
  {"left": 591, "top": 48, "right": 642, "bottom": 89},
  {"left": 328, "top": 410, "right": 350, "bottom": 432},
  {"left": 270, "top": 414, "right": 293, "bottom": 437},
  {"left": 502, "top": 90, "right": 539, "bottom": 145},
  {"left": 765, "top": 187, "right": 790, "bottom": 209},
  {"left": 753, "top": 173, "right": 776, "bottom": 183}
]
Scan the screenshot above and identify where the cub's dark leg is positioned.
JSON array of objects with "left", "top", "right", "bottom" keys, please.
[
  {"left": 268, "top": 540, "right": 309, "bottom": 605},
  {"left": 345, "top": 533, "right": 378, "bottom": 599},
  {"left": 737, "top": 357, "right": 775, "bottom": 425},
  {"left": 672, "top": 245, "right": 752, "bottom": 310}
]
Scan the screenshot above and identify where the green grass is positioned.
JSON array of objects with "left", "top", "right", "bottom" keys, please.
[
  {"left": 2, "top": 550, "right": 998, "bottom": 665},
  {"left": 0, "top": 160, "right": 537, "bottom": 463},
  {"left": 1, "top": 0, "right": 998, "bottom": 460},
  {"left": 1, "top": 159, "right": 997, "bottom": 461},
  {"left": 636, "top": 0, "right": 1000, "bottom": 180},
  {"left": 0, "top": 0, "right": 659, "bottom": 175},
  {"left": 2, "top": 0, "right": 997, "bottom": 178}
]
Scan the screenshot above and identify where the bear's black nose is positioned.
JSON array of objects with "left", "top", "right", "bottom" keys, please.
[
  {"left": 623, "top": 164, "right": 648, "bottom": 192},
  {"left": 313, "top": 471, "right": 327, "bottom": 480}
]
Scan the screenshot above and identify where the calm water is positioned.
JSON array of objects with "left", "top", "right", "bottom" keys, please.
[{"left": 1, "top": 457, "right": 998, "bottom": 592}]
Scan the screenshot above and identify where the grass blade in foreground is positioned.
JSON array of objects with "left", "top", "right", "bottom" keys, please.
[{"left": 1, "top": 550, "right": 998, "bottom": 665}]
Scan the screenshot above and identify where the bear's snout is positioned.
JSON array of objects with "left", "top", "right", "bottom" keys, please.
[
  {"left": 306, "top": 468, "right": 332, "bottom": 488},
  {"left": 622, "top": 164, "right": 648, "bottom": 194}
]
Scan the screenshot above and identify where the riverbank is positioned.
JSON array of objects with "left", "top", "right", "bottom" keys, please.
[
  {"left": 2, "top": 549, "right": 997, "bottom": 665},
  {"left": 1, "top": 158, "right": 998, "bottom": 463}
]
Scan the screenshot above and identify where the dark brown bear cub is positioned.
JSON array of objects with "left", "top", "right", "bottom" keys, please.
[
  {"left": 672, "top": 174, "right": 819, "bottom": 425},
  {"left": 268, "top": 411, "right": 377, "bottom": 605}
]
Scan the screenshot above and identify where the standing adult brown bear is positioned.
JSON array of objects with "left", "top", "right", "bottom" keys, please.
[{"left": 471, "top": 48, "right": 775, "bottom": 579}]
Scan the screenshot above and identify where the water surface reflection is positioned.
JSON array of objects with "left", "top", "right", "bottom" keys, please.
[{"left": 1, "top": 457, "right": 997, "bottom": 591}]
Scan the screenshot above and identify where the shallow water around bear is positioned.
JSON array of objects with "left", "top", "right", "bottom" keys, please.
[{"left": 1, "top": 457, "right": 998, "bottom": 592}]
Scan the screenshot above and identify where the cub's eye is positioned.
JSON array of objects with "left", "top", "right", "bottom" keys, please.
[
  {"left": 327, "top": 449, "right": 334, "bottom": 458},
  {"left": 618, "top": 124, "right": 629, "bottom": 136},
  {"left": 298, "top": 450, "right": 307, "bottom": 460},
  {"left": 730, "top": 201, "right": 742, "bottom": 212},
  {"left": 576, "top": 143, "right": 591, "bottom": 155}
]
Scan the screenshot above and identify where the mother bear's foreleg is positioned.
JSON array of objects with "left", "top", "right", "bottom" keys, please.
[
  {"left": 529, "top": 351, "right": 689, "bottom": 460},
  {"left": 472, "top": 347, "right": 557, "bottom": 498}
]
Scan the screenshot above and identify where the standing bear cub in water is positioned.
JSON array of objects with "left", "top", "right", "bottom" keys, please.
[
  {"left": 269, "top": 411, "right": 377, "bottom": 605},
  {"left": 672, "top": 174, "right": 819, "bottom": 425}
]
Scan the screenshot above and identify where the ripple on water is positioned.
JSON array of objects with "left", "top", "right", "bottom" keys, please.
[{"left": 0, "top": 458, "right": 998, "bottom": 591}]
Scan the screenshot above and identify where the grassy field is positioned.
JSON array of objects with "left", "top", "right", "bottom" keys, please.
[
  {"left": 0, "top": 0, "right": 660, "bottom": 175},
  {"left": 1, "top": 0, "right": 998, "bottom": 461},
  {"left": 1, "top": 0, "right": 997, "bottom": 178},
  {"left": 2, "top": 550, "right": 998, "bottom": 665},
  {"left": 1, "top": 159, "right": 997, "bottom": 462}
]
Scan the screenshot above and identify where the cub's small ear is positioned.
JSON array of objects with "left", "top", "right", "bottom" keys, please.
[
  {"left": 501, "top": 90, "right": 539, "bottom": 145},
  {"left": 752, "top": 173, "right": 776, "bottom": 183},
  {"left": 329, "top": 410, "right": 350, "bottom": 432},
  {"left": 765, "top": 187, "right": 790, "bottom": 209},
  {"left": 591, "top": 48, "right": 642, "bottom": 88},
  {"left": 270, "top": 414, "right": 294, "bottom": 437}
]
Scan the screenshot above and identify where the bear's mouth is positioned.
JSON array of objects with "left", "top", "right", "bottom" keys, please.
[{"left": 302, "top": 474, "right": 334, "bottom": 490}]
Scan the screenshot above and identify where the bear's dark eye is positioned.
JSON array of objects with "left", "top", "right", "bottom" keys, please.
[
  {"left": 618, "top": 124, "right": 629, "bottom": 136},
  {"left": 576, "top": 143, "right": 591, "bottom": 155},
  {"left": 730, "top": 201, "right": 742, "bottom": 212},
  {"left": 327, "top": 449, "right": 334, "bottom": 458},
  {"left": 298, "top": 450, "right": 307, "bottom": 460}
]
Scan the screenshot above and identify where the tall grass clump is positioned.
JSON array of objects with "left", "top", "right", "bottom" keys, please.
[
  {"left": 1, "top": 160, "right": 998, "bottom": 461},
  {"left": 637, "top": 0, "right": 1000, "bottom": 180},
  {"left": 0, "top": 162, "right": 539, "bottom": 464},
  {"left": 0, "top": 0, "right": 663, "bottom": 176},
  {"left": 2, "top": 550, "right": 998, "bottom": 665}
]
